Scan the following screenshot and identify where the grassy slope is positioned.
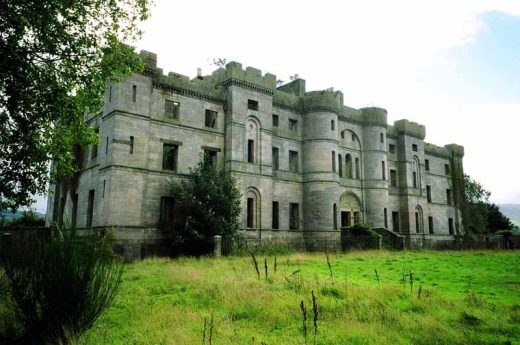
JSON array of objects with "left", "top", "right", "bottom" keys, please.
[{"left": 78, "top": 251, "right": 520, "bottom": 345}]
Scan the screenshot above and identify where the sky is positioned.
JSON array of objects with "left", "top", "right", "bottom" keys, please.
[{"left": 32, "top": 0, "right": 520, "bottom": 213}]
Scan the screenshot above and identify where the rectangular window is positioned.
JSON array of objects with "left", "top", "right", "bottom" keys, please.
[
  {"left": 247, "top": 140, "right": 255, "bottom": 163},
  {"left": 87, "top": 189, "right": 95, "bottom": 228},
  {"left": 289, "top": 203, "right": 299, "bottom": 230},
  {"left": 103, "top": 180, "right": 106, "bottom": 198},
  {"left": 204, "top": 149, "right": 218, "bottom": 167},
  {"left": 392, "top": 211, "right": 399, "bottom": 232},
  {"left": 445, "top": 164, "right": 450, "bottom": 175},
  {"left": 413, "top": 171, "right": 417, "bottom": 188},
  {"left": 289, "top": 150, "right": 299, "bottom": 173},
  {"left": 389, "top": 144, "right": 395, "bottom": 154},
  {"left": 132, "top": 85, "right": 137, "bottom": 102},
  {"left": 272, "top": 114, "right": 279, "bottom": 127},
  {"left": 354, "top": 212, "right": 360, "bottom": 224},
  {"left": 289, "top": 119, "right": 298, "bottom": 131},
  {"left": 162, "top": 143, "right": 178, "bottom": 171},
  {"left": 272, "top": 147, "right": 279, "bottom": 170},
  {"left": 205, "top": 109, "right": 217, "bottom": 128},
  {"left": 338, "top": 154, "right": 343, "bottom": 177},
  {"left": 425, "top": 159, "right": 430, "bottom": 171},
  {"left": 390, "top": 169, "right": 397, "bottom": 187},
  {"left": 351, "top": 133, "right": 355, "bottom": 142},
  {"left": 415, "top": 212, "right": 420, "bottom": 233},
  {"left": 380, "top": 133, "right": 384, "bottom": 143},
  {"left": 91, "top": 128, "right": 99, "bottom": 159},
  {"left": 382, "top": 161, "right": 386, "bottom": 180},
  {"left": 384, "top": 208, "right": 388, "bottom": 228},
  {"left": 332, "top": 151, "right": 336, "bottom": 172},
  {"left": 272, "top": 201, "right": 279, "bottom": 229},
  {"left": 165, "top": 100, "right": 180, "bottom": 119},
  {"left": 427, "top": 185, "right": 432, "bottom": 202},
  {"left": 448, "top": 218, "right": 454, "bottom": 235},
  {"left": 446, "top": 189, "right": 452, "bottom": 205},
  {"left": 341, "top": 211, "right": 351, "bottom": 227},
  {"left": 248, "top": 99, "right": 258, "bottom": 111},
  {"left": 412, "top": 143, "right": 418, "bottom": 152},
  {"left": 129, "top": 136, "right": 134, "bottom": 154},
  {"left": 341, "top": 131, "right": 345, "bottom": 139},
  {"left": 72, "top": 193, "right": 78, "bottom": 229},
  {"left": 108, "top": 85, "right": 112, "bottom": 103},
  {"left": 105, "top": 136, "right": 109, "bottom": 154},
  {"left": 247, "top": 198, "right": 254, "bottom": 228},
  {"left": 333, "top": 203, "right": 337, "bottom": 230},
  {"left": 160, "top": 197, "right": 176, "bottom": 225},
  {"left": 428, "top": 216, "right": 434, "bottom": 234}
]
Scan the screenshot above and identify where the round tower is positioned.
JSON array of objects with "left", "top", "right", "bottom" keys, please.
[
  {"left": 360, "top": 107, "right": 389, "bottom": 228},
  {"left": 301, "top": 90, "right": 342, "bottom": 250}
]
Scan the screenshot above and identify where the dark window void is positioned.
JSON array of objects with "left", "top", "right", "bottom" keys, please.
[
  {"left": 392, "top": 211, "right": 399, "bottom": 232},
  {"left": 389, "top": 144, "right": 395, "bottom": 154},
  {"left": 204, "top": 149, "right": 217, "bottom": 167},
  {"left": 415, "top": 212, "right": 420, "bottom": 233},
  {"left": 332, "top": 151, "right": 336, "bottom": 172},
  {"left": 162, "top": 144, "right": 178, "bottom": 171},
  {"left": 272, "top": 201, "right": 279, "bottom": 229},
  {"left": 105, "top": 136, "right": 109, "bottom": 154},
  {"left": 382, "top": 161, "right": 386, "bottom": 180},
  {"left": 446, "top": 189, "right": 452, "bottom": 205},
  {"left": 333, "top": 203, "right": 337, "bottom": 230},
  {"left": 390, "top": 169, "right": 397, "bottom": 187},
  {"left": 448, "top": 218, "right": 454, "bottom": 234},
  {"left": 248, "top": 99, "right": 258, "bottom": 111},
  {"left": 355, "top": 157, "right": 360, "bottom": 179},
  {"left": 87, "top": 189, "right": 95, "bottom": 228},
  {"left": 445, "top": 164, "right": 450, "bottom": 175},
  {"left": 289, "top": 119, "right": 298, "bottom": 130},
  {"left": 351, "top": 133, "right": 355, "bottom": 141},
  {"left": 345, "top": 154, "right": 352, "bottom": 178},
  {"left": 272, "top": 114, "right": 279, "bottom": 127},
  {"left": 331, "top": 120, "right": 335, "bottom": 131},
  {"left": 248, "top": 140, "right": 255, "bottom": 163},
  {"left": 132, "top": 85, "right": 137, "bottom": 102},
  {"left": 91, "top": 128, "right": 99, "bottom": 159},
  {"left": 72, "top": 194, "right": 78, "bottom": 229},
  {"left": 205, "top": 109, "right": 217, "bottom": 128},
  {"left": 160, "top": 197, "right": 175, "bottom": 225},
  {"left": 272, "top": 147, "right": 279, "bottom": 170},
  {"left": 165, "top": 100, "right": 180, "bottom": 119},
  {"left": 412, "top": 144, "right": 418, "bottom": 152},
  {"left": 338, "top": 154, "right": 343, "bottom": 177},
  {"left": 425, "top": 159, "right": 430, "bottom": 171},
  {"left": 289, "top": 203, "right": 299, "bottom": 230},
  {"left": 380, "top": 133, "right": 384, "bottom": 143},
  {"left": 413, "top": 171, "right": 417, "bottom": 188},
  {"left": 427, "top": 185, "right": 432, "bottom": 202},
  {"left": 103, "top": 180, "right": 106, "bottom": 198},
  {"left": 341, "top": 131, "right": 344, "bottom": 139},
  {"left": 384, "top": 208, "right": 388, "bottom": 228},
  {"left": 428, "top": 216, "right": 434, "bottom": 234},
  {"left": 341, "top": 211, "right": 351, "bottom": 227},
  {"left": 129, "top": 136, "right": 134, "bottom": 154},
  {"left": 247, "top": 198, "right": 254, "bottom": 228},
  {"left": 289, "top": 150, "right": 298, "bottom": 173}
]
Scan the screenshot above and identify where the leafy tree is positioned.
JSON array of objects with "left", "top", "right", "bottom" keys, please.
[
  {"left": 464, "top": 174, "right": 513, "bottom": 233},
  {"left": 0, "top": 0, "right": 150, "bottom": 210},
  {"left": 166, "top": 155, "right": 242, "bottom": 255},
  {"left": 0, "top": 209, "right": 45, "bottom": 229}
]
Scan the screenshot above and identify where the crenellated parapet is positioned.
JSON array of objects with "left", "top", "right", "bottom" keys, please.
[
  {"left": 424, "top": 143, "right": 451, "bottom": 158},
  {"left": 360, "top": 107, "right": 388, "bottom": 128},
  {"left": 445, "top": 144, "right": 464, "bottom": 157},
  {"left": 302, "top": 90, "right": 343, "bottom": 114},
  {"left": 393, "top": 119, "right": 426, "bottom": 140},
  {"left": 215, "top": 61, "right": 277, "bottom": 95}
]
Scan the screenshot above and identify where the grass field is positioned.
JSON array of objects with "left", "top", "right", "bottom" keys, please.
[{"left": 77, "top": 250, "right": 520, "bottom": 345}]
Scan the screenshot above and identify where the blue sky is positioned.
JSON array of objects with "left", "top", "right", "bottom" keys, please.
[{"left": 31, "top": 1, "right": 520, "bottom": 213}]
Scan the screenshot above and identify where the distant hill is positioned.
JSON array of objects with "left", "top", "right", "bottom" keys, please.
[
  {"left": 0, "top": 210, "right": 45, "bottom": 221},
  {"left": 499, "top": 204, "right": 520, "bottom": 227}
]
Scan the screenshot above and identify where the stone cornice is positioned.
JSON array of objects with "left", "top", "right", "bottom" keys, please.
[
  {"left": 273, "top": 102, "right": 301, "bottom": 113},
  {"left": 303, "top": 106, "right": 341, "bottom": 116},
  {"left": 219, "top": 78, "right": 274, "bottom": 95},
  {"left": 152, "top": 81, "right": 226, "bottom": 105}
]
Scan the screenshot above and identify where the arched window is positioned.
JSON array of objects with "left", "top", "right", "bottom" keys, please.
[
  {"left": 355, "top": 157, "right": 360, "bottom": 179},
  {"left": 412, "top": 156, "right": 421, "bottom": 190},
  {"left": 246, "top": 187, "right": 261, "bottom": 229},
  {"left": 345, "top": 154, "right": 353, "bottom": 179},
  {"left": 415, "top": 205, "right": 423, "bottom": 233},
  {"left": 246, "top": 117, "right": 260, "bottom": 164}
]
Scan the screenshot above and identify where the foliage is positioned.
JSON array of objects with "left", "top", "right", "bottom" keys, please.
[
  {"left": 74, "top": 251, "right": 520, "bottom": 344},
  {"left": 166, "top": 156, "right": 241, "bottom": 255},
  {"left": 0, "top": 209, "right": 45, "bottom": 229},
  {"left": 0, "top": 229, "right": 122, "bottom": 345},
  {"left": 0, "top": 0, "right": 150, "bottom": 210},
  {"left": 464, "top": 174, "right": 514, "bottom": 233},
  {"left": 350, "top": 224, "right": 380, "bottom": 238}
]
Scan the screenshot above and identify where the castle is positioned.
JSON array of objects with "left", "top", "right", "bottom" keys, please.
[{"left": 46, "top": 50, "right": 465, "bottom": 256}]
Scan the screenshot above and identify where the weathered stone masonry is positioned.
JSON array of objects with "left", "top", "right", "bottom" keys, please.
[{"left": 46, "top": 50, "right": 465, "bottom": 254}]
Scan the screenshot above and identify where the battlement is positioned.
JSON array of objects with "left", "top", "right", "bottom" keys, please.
[
  {"left": 424, "top": 143, "right": 450, "bottom": 158},
  {"left": 361, "top": 107, "right": 387, "bottom": 126},
  {"left": 302, "top": 90, "right": 343, "bottom": 112},
  {"left": 394, "top": 119, "right": 426, "bottom": 139},
  {"left": 445, "top": 144, "right": 464, "bottom": 157}
]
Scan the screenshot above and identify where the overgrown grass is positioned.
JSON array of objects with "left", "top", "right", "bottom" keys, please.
[{"left": 74, "top": 250, "right": 519, "bottom": 345}]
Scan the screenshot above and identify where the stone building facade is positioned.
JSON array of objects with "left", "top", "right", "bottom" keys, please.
[{"left": 46, "top": 50, "right": 465, "bottom": 253}]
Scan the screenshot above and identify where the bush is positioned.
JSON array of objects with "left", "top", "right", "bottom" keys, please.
[{"left": 0, "top": 229, "right": 122, "bottom": 345}]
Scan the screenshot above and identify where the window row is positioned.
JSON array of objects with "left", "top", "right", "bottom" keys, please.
[
  {"left": 384, "top": 208, "right": 455, "bottom": 235},
  {"left": 271, "top": 147, "right": 299, "bottom": 173},
  {"left": 245, "top": 199, "right": 300, "bottom": 230},
  {"left": 162, "top": 143, "right": 218, "bottom": 171}
]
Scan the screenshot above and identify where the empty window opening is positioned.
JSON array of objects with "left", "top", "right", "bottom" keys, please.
[
  {"left": 105, "top": 136, "right": 109, "bottom": 154},
  {"left": 445, "top": 164, "right": 450, "bottom": 175},
  {"left": 448, "top": 218, "right": 454, "bottom": 234},
  {"left": 427, "top": 185, "right": 432, "bottom": 202},
  {"left": 355, "top": 157, "right": 360, "bottom": 179},
  {"left": 341, "top": 211, "right": 351, "bottom": 227},
  {"left": 446, "top": 189, "right": 452, "bottom": 205},
  {"left": 204, "top": 149, "right": 218, "bottom": 167},
  {"left": 425, "top": 159, "right": 430, "bottom": 171},
  {"left": 415, "top": 212, "right": 420, "bottom": 233},
  {"left": 248, "top": 140, "right": 255, "bottom": 163},
  {"left": 108, "top": 85, "right": 113, "bottom": 103},
  {"left": 289, "top": 150, "right": 298, "bottom": 173},
  {"left": 390, "top": 169, "right": 397, "bottom": 187},
  {"left": 248, "top": 99, "right": 258, "bottom": 111},
  {"left": 331, "top": 120, "right": 335, "bottom": 131},
  {"left": 389, "top": 144, "right": 395, "bottom": 154},
  {"left": 345, "top": 154, "right": 353, "bottom": 178},
  {"left": 160, "top": 197, "right": 176, "bottom": 225},
  {"left": 382, "top": 161, "right": 386, "bottom": 180},
  {"left": 392, "top": 211, "right": 400, "bottom": 232},
  {"left": 247, "top": 198, "right": 254, "bottom": 228},
  {"left": 338, "top": 154, "right": 343, "bottom": 177},
  {"left": 380, "top": 133, "right": 384, "bottom": 143},
  {"left": 272, "top": 201, "right": 279, "bottom": 229},
  {"left": 91, "top": 128, "right": 99, "bottom": 159},
  {"left": 205, "top": 109, "right": 217, "bottom": 128},
  {"left": 351, "top": 133, "right": 355, "bottom": 141},
  {"left": 289, "top": 203, "right": 299, "bottom": 230},
  {"left": 428, "top": 216, "right": 434, "bottom": 234},
  {"left": 72, "top": 194, "right": 78, "bottom": 229},
  {"left": 165, "top": 100, "right": 180, "bottom": 119},
  {"left": 132, "top": 85, "right": 137, "bottom": 102},
  {"left": 289, "top": 119, "right": 298, "bottom": 131},
  {"left": 129, "top": 136, "right": 134, "bottom": 154},
  {"left": 272, "top": 147, "right": 279, "bottom": 170},
  {"left": 384, "top": 208, "right": 388, "bottom": 228},
  {"left": 162, "top": 143, "right": 178, "bottom": 171},
  {"left": 103, "top": 180, "right": 106, "bottom": 198},
  {"left": 341, "top": 131, "right": 344, "bottom": 139},
  {"left": 272, "top": 114, "right": 279, "bottom": 127},
  {"left": 413, "top": 171, "right": 417, "bottom": 188},
  {"left": 87, "top": 189, "right": 95, "bottom": 228},
  {"left": 333, "top": 203, "right": 338, "bottom": 230},
  {"left": 412, "top": 144, "right": 418, "bottom": 152},
  {"left": 332, "top": 151, "right": 336, "bottom": 172}
]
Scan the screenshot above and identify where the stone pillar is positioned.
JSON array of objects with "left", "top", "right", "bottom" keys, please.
[{"left": 213, "top": 235, "right": 222, "bottom": 257}]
